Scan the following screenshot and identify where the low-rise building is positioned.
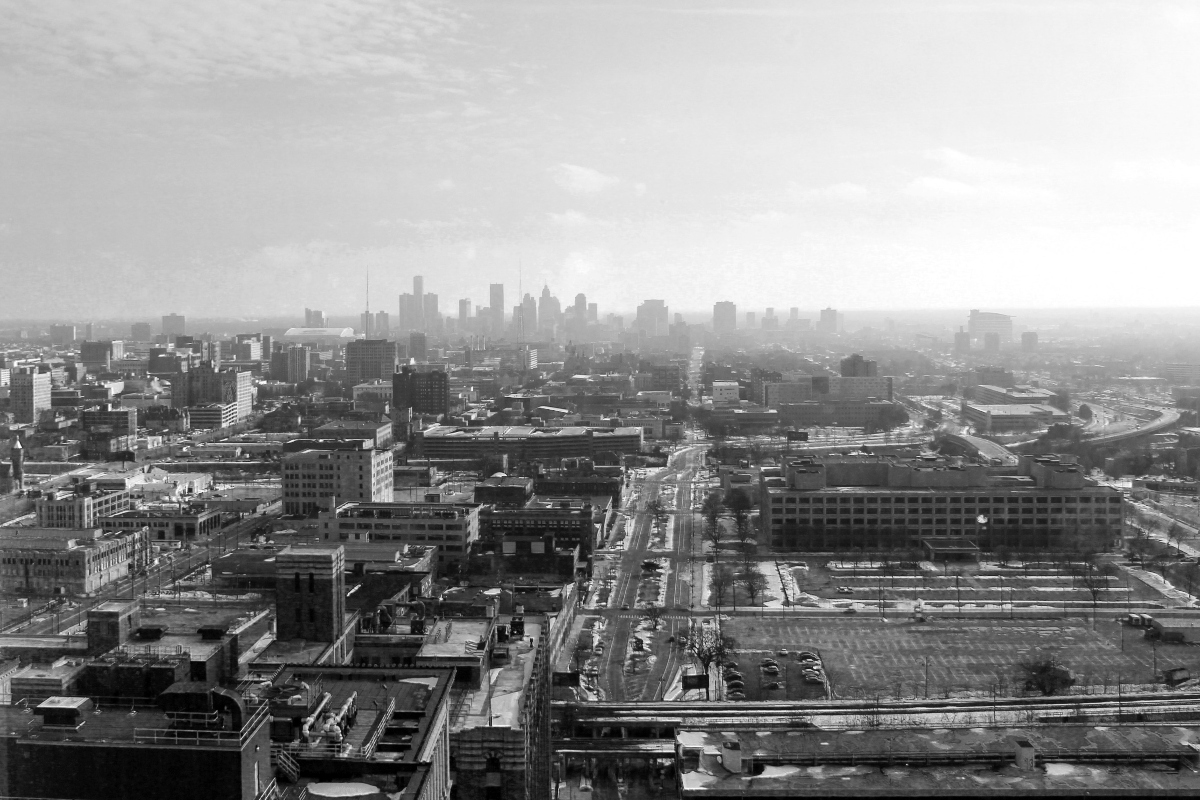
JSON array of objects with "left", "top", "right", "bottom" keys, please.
[
  {"left": 281, "top": 439, "right": 393, "bottom": 516},
  {"left": 318, "top": 502, "right": 480, "bottom": 567},
  {"left": 760, "top": 453, "right": 1123, "bottom": 552},
  {"left": 0, "top": 525, "right": 149, "bottom": 595},
  {"left": 101, "top": 505, "right": 224, "bottom": 545},
  {"left": 35, "top": 488, "right": 132, "bottom": 528},
  {"left": 416, "top": 425, "right": 643, "bottom": 462},
  {"left": 961, "top": 402, "right": 1069, "bottom": 432}
]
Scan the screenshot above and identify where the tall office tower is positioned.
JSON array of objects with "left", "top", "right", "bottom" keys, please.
[
  {"left": 304, "top": 308, "right": 326, "bottom": 327},
  {"left": 344, "top": 339, "right": 398, "bottom": 383},
  {"left": 162, "top": 313, "right": 186, "bottom": 337},
  {"left": 260, "top": 335, "right": 273, "bottom": 356},
  {"left": 713, "top": 301, "right": 737, "bottom": 333},
  {"left": 587, "top": 302, "right": 598, "bottom": 322},
  {"left": 983, "top": 331, "right": 1001, "bottom": 353},
  {"left": 954, "top": 327, "right": 971, "bottom": 354},
  {"left": 1021, "top": 331, "right": 1038, "bottom": 352},
  {"left": 287, "top": 346, "right": 310, "bottom": 383},
  {"left": 413, "top": 275, "right": 424, "bottom": 316},
  {"left": 817, "top": 307, "right": 840, "bottom": 334},
  {"left": 968, "top": 309, "right": 1013, "bottom": 343},
  {"left": 574, "top": 293, "right": 587, "bottom": 319},
  {"left": 359, "top": 311, "right": 374, "bottom": 337},
  {"left": 408, "top": 332, "right": 428, "bottom": 362},
  {"left": 746, "top": 311, "right": 756, "bottom": 327},
  {"left": 83, "top": 323, "right": 93, "bottom": 340},
  {"left": 130, "top": 322, "right": 153, "bottom": 341},
  {"left": 458, "top": 298, "right": 471, "bottom": 323},
  {"left": 520, "top": 294, "right": 538, "bottom": 338},
  {"left": 635, "top": 299, "right": 669, "bottom": 335},
  {"left": 12, "top": 368, "right": 51, "bottom": 424},
  {"left": 393, "top": 366, "right": 450, "bottom": 416},
  {"left": 790, "top": 307, "right": 799, "bottom": 320},
  {"left": 762, "top": 308, "right": 779, "bottom": 330},
  {"left": 275, "top": 546, "right": 346, "bottom": 642},
  {"left": 423, "top": 292, "right": 440, "bottom": 333},
  {"left": 489, "top": 283, "right": 505, "bottom": 336},
  {"left": 538, "top": 285, "right": 561, "bottom": 336},
  {"left": 374, "top": 311, "right": 389, "bottom": 336},
  {"left": 49, "top": 325, "right": 76, "bottom": 345},
  {"left": 80, "top": 340, "right": 125, "bottom": 371},
  {"left": 840, "top": 353, "right": 878, "bottom": 377}
]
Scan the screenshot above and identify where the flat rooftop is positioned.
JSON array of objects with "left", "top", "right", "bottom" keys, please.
[
  {"left": 450, "top": 616, "right": 543, "bottom": 733},
  {"left": 678, "top": 726, "right": 1200, "bottom": 795},
  {"left": 422, "top": 425, "right": 641, "bottom": 439}
]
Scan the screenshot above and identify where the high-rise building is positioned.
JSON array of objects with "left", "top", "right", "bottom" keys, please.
[
  {"left": 287, "top": 345, "right": 311, "bottom": 384},
  {"left": 968, "top": 309, "right": 1013, "bottom": 343},
  {"left": 635, "top": 299, "right": 669, "bottom": 336},
  {"left": 840, "top": 353, "right": 878, "bottom": 377},
  {"left": 304, "top": 308, "right": 326, "bottom": 327},
  {"left": 344, "top": 339, "right": 398, "bottom": 383},
  {"left": 587, "top": 302, "right": 598, "bottom": 322},
  {"left": 746, "top": 311, "right": 756, "bottom": 327},
  {"left": 458, "top": 298, "right": 471, "bottom": 326},
  {"left": 359, "top": 311, "right": 374, "bottom": 337},
  {"left": 817, "top": 307, "right": 841, "bottom": 334},
  {"left": 374, "top": 310, "right": 390, "bottom": 336},
  {"left": 762, "top": 308, "right": 779, "bottom": 330},
  {"left": 1021, "top": 331, "right": 1038, "bottom": 352},
  {"left": 518, "top": 294, "right": 537, "bottom": 340},
  {"left": 11, "top": 368, "right": 51, "bottom": 424},
  {"left": 161, "top": 313, "right": 185, "bottom": 337},
  {"left": 537, "top": 285, "right": 561, "bottom": 337},
  {"left": 422, "top": 292, "right": 440, "bottom": 333},
  {"left": 983, "top": 331, "right": 1001, "bottom": 353},
  {"left": 408, "top": 332, "right": 428, "bottom": 362},
  {"left": 172, "top": 361, "right": 252, "bottom": 421},
  {"left": 574, "top": 293, "right": 587, "bottom": 319},
  {"left": 490, "top": 283, "right": 505, "bottom": 336},
  {"left": 713, "top": 301, "right": 737, "bottom": 333},
  {"left": 49, "top": 325, "right": 76, "bottom": 346},
  {"left": 80, "top": 340, "right": 124, "bottom": 371},
  {"left": 130, "top": 322, "right": 153, "bottom": 341},
  {"left": 954, "top": 328, "right": 971, "bottom": 354},
  {"left": 393, "top": 366, "right": 449, "bottom": 416}
]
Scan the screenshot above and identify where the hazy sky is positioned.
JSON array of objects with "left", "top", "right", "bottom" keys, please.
[{"left": 2, "top": 0, "right": 1199, "bottom": 319}]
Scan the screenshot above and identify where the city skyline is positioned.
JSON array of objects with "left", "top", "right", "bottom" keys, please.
[{"left": 3, "top": 1, "right": 1200, "bottom": 316}]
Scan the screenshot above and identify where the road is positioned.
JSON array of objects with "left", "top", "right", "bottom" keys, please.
[
  {"left": 597, "top": 444, "right": 708, "bottom": 702},
  {"left": 2, "top": 509, "right": 278, "bottom": 636}
]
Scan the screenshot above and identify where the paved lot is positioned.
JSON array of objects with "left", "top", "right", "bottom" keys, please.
[{"left": 724, "top": 616, "right": 1179, "bottom": 699}]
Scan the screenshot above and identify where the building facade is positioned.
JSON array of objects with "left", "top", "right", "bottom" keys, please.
[
  {"left": 282, "top": 441, "right": 394, "bottom": 516},
  {"left": 318, "top": 502, "right": 480, "bottom": 566},
  {"left": 760, "top": 454, "right": 1123, "bottom": 551}
]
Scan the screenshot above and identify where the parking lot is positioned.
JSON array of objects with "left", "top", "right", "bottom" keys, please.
[{"left": 722, "top": 615, "right": 1175, "bottom": 699}]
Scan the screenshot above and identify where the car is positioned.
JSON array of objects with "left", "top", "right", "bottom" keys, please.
[
  {"left": 763, "top": 681, "right": 784, "bottom": 690},
  {"left": 797, "top": 651, "right": 819, "bottom": 660},
  {"left": 836, "top": 586, "right": 855, "bottom": 594},
  {"left": 803, "top": 675, "right": 825, "bottom": 684},
  {"left": 726, "top": 681, "right": 745, "bottom": 691},
  {"left": 762, "top": 666, "right": 781, "bottom": 676},
  {"left": 777, "top": 649, "right": 789, "bottom": 657},
  {"left": 620, "top": 604, "right": 630, "bottom": 611}
]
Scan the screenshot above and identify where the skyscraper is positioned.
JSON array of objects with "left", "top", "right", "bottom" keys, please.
[
  {"left": 968, "top": 309, "right": 1013, "bottom": 344},
  {"left": 713, "top": 301, "right": 737, "bottom": 333},
  {"left": 817, "top": 307, "right": 841, "bottom": 334},
  {"left": 490, "top": 283, "right": 504, "bottom": 336},
  {"left": 304, "top": 308, "right": 326, "bottom": 327},
  {"left": 458, "top": 298, "right": 471, "bottom": 327},
  {"left": 345, "top": 339, "right": 398, "bottom": 383},
  {"left": 162, "top": 313, "right": 186, "bottom": 337},
  {"left": 635, "top": 299, "right": 669, "bottom": 336}
]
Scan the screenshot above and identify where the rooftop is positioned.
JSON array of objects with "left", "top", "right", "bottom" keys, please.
[
  {"left": 421, "top": 425, "right": 642, "bottom": 439},
  {"left": 677, "top": 725, "right": 1200, "bottom": 795},
  {"left": 450, "top": 616, "right": 542, "bottom": 733}
]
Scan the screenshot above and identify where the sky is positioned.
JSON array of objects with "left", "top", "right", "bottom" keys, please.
[{"left": 2, "top": 0, "right": 1199, "bottom": 319}]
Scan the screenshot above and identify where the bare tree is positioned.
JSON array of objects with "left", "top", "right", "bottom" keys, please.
[
  {"left": 646, "top": 498, "right": 668, "bottom": 537},
  {"left": 725, "top": 488, "right": 754, "bottom": 544},
  {"left": 1078, "top": 562, "right": 1109, "bottom": 628},
  {"left": 739, "top": 565, "right": 769, "bottom": 607},
  {"left": 710, "top": 564, "right": 736, "bottom": 608},
  {"left": 643, "top": 604, "right": 666, "bottom": 630},
  {"left": 681, "top": 620, "right": 738, "bottom": 675},
  {"left": 701, "top": 491, "right": 726, "bottom": 559}
]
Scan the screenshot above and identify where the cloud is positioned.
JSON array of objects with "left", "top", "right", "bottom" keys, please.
[
  {"left": 1111, "top": 159, "right": 1200, "bottom": 186},
  {"left": 924, "top": 147, "right": 1024, "bottom": 180},
  {"left": 0, "top": 0, "right": 467, "bottom": 83},
  {"left": 789, "top": 181, "right": 875, "bottom": 203},
  {"left": 904, "top": 176, "right": 978, "bottom": 200},
  {"left": 551, "top": 163, "right": 620, "bottom": 195},
  {"left": 548, "top": 210, "right": 603, "bottom": 227}
]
